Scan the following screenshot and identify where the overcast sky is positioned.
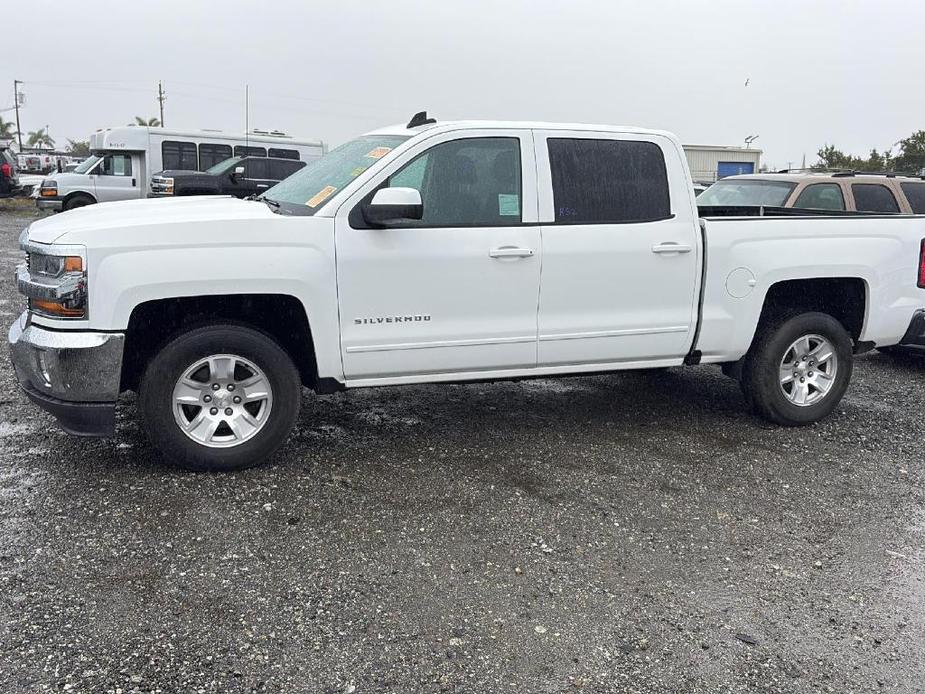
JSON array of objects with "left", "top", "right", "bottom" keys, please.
[{"left": 5, "top": 0, "right": 923, "bottom": 169}]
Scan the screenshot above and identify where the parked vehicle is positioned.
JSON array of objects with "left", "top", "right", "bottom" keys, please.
[
  {"left": 698, "top": 171, "right": 925, "bottom": 214},
  {"left": 0, "top": 147, "right": 19, "bottom": 198},
  {"left": 10, "top": 115, "right": 925, "bottom": 471},
  {"left": 37, "top": 127, "right": 325, "bottom": 212},
  {"left": 150, "top": 155, "right": 306, "bottom": 198}
]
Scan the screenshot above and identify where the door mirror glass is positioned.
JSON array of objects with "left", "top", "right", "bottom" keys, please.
[{"left": 363, "top": 187, "right": 423, "bottom": 227}]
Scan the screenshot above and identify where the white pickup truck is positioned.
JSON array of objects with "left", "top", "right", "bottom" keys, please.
[{"left": 9, "top": 115, "right": 925, "bottom": 471}]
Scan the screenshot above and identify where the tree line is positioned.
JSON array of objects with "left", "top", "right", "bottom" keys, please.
[
  {"left": 0, "top": 115, "right": 160, "bottom": 156},
  {"left": 814, "top": 131, "right": 925, "bottom": 174}
]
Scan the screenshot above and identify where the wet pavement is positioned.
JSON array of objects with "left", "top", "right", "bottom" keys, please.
[{"left": 0, "top": 201, "right": 923, "bottom": 693}]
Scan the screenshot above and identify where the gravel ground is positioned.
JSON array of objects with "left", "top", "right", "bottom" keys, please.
[{"left": 0, "top": 201, "right": 923, "bottom": 693}]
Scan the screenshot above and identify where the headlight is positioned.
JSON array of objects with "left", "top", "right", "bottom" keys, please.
[
  {"left": 17, "top": 237, "right": 88, "bottom": 319},
  {"left": 153, "top": 176, "right": 174, "bottom": 194},
  {"left": 40, "top": 180, "right": 57, "bottom": 197}
]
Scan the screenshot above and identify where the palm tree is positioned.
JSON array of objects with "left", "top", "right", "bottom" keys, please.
[
  {"left": 26, "top": 128, "right": 54, "bottom": 149},
  {"left": 133, "top": 116, "right": 161, "bottom": 127},
  {"left": 0, "top": 116, "right": 16, "bottom": 141}
]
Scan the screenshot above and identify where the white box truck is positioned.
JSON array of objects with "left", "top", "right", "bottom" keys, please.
[{"left": 36, "top": 126, "right": 325, "bottom": 211}]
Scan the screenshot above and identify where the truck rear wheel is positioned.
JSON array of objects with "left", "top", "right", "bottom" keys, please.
[
  {"left": 138, "top": 324, "right": 301, "bottom": 471},
  {"left": 740, "top": 312, "right": 852, "bottom": 426}
]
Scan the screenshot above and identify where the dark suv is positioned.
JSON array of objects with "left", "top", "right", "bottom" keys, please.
[
  {"left": 149, "top": 156, "right": 306, "bottom": 199},
  {"left": 0, "top": 147, "right": 19, "bottom": 198}
]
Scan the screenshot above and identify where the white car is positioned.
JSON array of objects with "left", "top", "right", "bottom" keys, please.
[{"left": 10, "top": 114, "right": 925, "bottom": 471}]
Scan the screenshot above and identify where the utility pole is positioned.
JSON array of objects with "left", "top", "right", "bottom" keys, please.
[
  {"left": 157, "top": 81, "right": 166, "bottom": 127},
  {"left": 13, "top": 80, "right": 23, "bottom": 151}
]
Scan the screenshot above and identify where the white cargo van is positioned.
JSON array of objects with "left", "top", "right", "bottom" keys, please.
[{"left": 36, "top": 127, "right": 325, "bottom": 211}]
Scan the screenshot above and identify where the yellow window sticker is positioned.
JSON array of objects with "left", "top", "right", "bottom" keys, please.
[
  {"left": 365, "top": 146, "right": 392, "bottom": 160},
  {"left": 350, "top": 166, "right": 369, "bottom": 177},
  {"left": 306, "top": 185, "right": 338, "bottom": 208}
]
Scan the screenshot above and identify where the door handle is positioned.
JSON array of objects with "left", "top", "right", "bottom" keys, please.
[
  {"left": 489, "top": 247, "right": 534, "bottom": 258},
  {"left": 257, "top": 184, "right": 269, "bottom": 189},
  {"left": 132, "top": 178, "right": 136, "bottom": 187},
  {"left": 651, "top": 242, "right": 692, "bottom": 254}
]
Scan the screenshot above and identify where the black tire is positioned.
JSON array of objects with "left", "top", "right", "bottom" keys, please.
[
  {"left": 63, "top": 194, "right": 94, "bottom": 211},
  {"left": 740, "top": 312, "right": 853, "bottom": 426},
  {"left": 138, "top": 324, "right": 301, "bottom": 471}
]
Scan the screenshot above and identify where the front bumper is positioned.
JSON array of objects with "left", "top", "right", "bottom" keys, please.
[
  {"left": 36, "top": 196, "right": 63, "bottom": 211},
  {"left": 897, "top": 309, "right": 925, "bottom": 351},
  {"left": 8, "top": 312, "right": 125, "bottom": 435}
]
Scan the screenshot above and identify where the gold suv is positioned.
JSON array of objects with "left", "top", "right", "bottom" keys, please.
[{"left": 698, "top": 171, "right": 925, "bottom": 214}]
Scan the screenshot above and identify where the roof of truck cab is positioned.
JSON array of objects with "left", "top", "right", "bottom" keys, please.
[{"left": 365, "top": 120, "right": 677, "bottom": 140}]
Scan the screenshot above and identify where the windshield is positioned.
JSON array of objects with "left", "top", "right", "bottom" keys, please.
[
  {"left": 697, "top": 179, "right": 797, "bottom": 207},
  {"left": 205, "top": 156, "right": 243, "bottom": 175},
  {"left": 73, "top": 155, "right": 101, "bottom": 175},
  {"left": 264, "top": 134, "right": 411, "bottom": 214}
]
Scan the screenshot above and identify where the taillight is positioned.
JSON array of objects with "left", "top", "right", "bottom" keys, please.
[
  {"left": 919, "top": 239, "right": 925, "bottom": 288},
  {"left": 0, "top": 163, "right": 10, "bottom": 178}
]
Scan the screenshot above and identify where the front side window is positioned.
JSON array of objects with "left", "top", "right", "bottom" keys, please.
[
  {"left": 162, "top": 141, "right": 198, "bottom": 170},
  {"left": 548, "top": 138, "right": 670, "bottom": 223},
  {"left": 900, "top": 182, "right": 925, "bottom": 213},
  {"left": 199, "top": 143, "right": 233, "bottom": 170},
  {"left": 205, "top": 156, "right": 241, "bottom": 175},
  {"left": 852, "top": 183, "right": 899, "bottom": 213},
  {"left": 99, "top": 154, "right": 132, "bottom": 177},
  {"left": 243, "top": 158, "right": 269, "bottom": 179},
  {"left": 268, "top": 148, "right": 299, "bottom": 160},
  {"left": 235, "top": 145, "right": 266, "bottom": 158},
  {"left": 697, "top": 179, "right": 796, "bottom": 207},
  {"left": 381, "top": 137, "right": 522, "bottom": 227},
  {"left": 793, "top": 183, "right": 845, "bottom": 211}
]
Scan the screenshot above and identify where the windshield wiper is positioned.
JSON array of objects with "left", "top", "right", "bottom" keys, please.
[{"left": 255, "top": 195, "right": 281, "bottom": 212}]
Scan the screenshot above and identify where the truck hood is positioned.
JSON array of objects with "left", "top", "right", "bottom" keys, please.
[{"left": 27, "top": 196, "right": 277, "bottom": 245}]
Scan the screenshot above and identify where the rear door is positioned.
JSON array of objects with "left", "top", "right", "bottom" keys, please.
[
  {"left": 534, "top": 130, "right": 700, "bottom": 366},
  {"left": 268, "top": 158, "right": 306, "bottom": 185},
  {"left": 239, "top": 158, "right": 272, "bottom": 198}
]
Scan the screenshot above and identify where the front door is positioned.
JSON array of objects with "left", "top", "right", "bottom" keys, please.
[
  {"left": 237, "top": 158, "right": 272, "bottom": 198},
  {"left": 534, "top": 130, "right": 701, "bottom": 366},
  {"left": 335, "top": 131, "right": 541, "bottom": 381},
  {"left": 92, "top": 153, "right": 139, "bottom": 202}
]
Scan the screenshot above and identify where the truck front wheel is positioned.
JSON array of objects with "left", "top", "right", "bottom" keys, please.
[
  {"left": 138, "top": 325, "right": 301, "bottom": 471},
  {"left": 740, "top": 312, "right": 853, "bottom": 426}
]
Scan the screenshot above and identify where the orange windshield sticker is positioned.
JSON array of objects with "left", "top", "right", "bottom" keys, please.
[
  {"left": 306, "top": 185, "right": 338, "bottom": 208},
  {"left": 365, "top": 146, "right": 392, "bottom": 160}
]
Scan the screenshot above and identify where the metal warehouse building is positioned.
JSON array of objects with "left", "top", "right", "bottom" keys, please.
[{"left": 683, "top": 144, "right": 762, "bottom": 184}]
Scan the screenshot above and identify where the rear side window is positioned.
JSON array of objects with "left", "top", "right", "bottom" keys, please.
[
  {"left": 852, "top": 184, "right": 899, "bottom": 213},
  {"left": 793, "top": 183, "right": 845, "bottom": 211},
  {"left": 199, "top": 143, "right": 233, "bottom": 170},
  {"left": 547, "top": 138, "right": 670, "bottom": 223},
  {"left": 235, "top": 145, "right": 267, "bottom": 158},
  {"left": 162, "top": 141, "right": 198, "bottom": 170},
  {"left": 269, "top": 159, "right": 305, "bottom": 180},
  {"left": 900, "top": 182, "right": 925, "bottom": 214},
  {"left": 243, "top": 158, "right": 269, "bottom": 179},
  {"left": 268, "top": 148, "right": 300, "bottom": 160}
]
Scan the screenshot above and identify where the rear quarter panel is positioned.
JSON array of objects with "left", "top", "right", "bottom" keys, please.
[{"left": 697, "top": 215, "right": 925, "bottom": 361}]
